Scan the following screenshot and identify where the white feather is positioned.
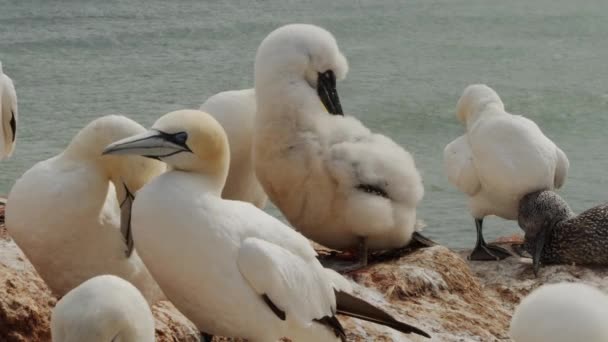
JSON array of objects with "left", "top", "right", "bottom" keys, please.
[
  {"left": 200, "top": 88, "right": 267, "bottom": 208},
  {"left": 0, "top": 62, "right": 18, "bottom": 159},
  {"left": 253, "top": 24, "right": 424, "bottom": 251},
  {"left": 6, "top": 115, "right": 166, "bottom": 304},
  {"left": 51, "top": 275, "right": 155, "bottom": 342},
  {"left": 445, "top": 84, "right": 569, "bottom": 220},
  {"left": 237, "top": 237, "right": 336, "bottom": 326},
  {"left": 122, "top": 110, "right": 346, "bottom": 341},
  {"left": 510, "top": 283, "right": 608, "bottom": 342}
]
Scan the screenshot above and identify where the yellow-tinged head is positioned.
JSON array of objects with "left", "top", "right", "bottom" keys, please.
[
  {"left": 64, "top": 115, "right": 165, "bottom": 197},
  {"left": 456, "top": 84, "right": 505, "bottom": 124},
  {"left": 103, "top": 110, "right": 230, "bottom": 188}
]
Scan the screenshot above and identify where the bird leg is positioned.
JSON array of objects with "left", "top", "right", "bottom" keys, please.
[
  {"left": 409, "top": 231, "right": 438, "bottom": 248},
  {"left": 318, "top": 237, "right": 369, "bottom": 274},
  {"left": 200, "top": 332, "right": 213, "bottom": 342},
  {"left": 469, "top": 218, "right": 512, "bottom": 261}
]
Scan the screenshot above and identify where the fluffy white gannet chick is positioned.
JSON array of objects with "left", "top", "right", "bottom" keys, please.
[
  {"left": 0, "top": 61, "right": 18, "bottom": 159},
  {"left": 103, "top": 109, "right": 430, "bottom": 341},
  {"left": 253, "top": 24, "right": 428, "bottom": 269},
  {"left": 200, "top": 88, "right": 267, "bottom": 208},
  {"left": 6, "top": 115, "right": 166, "bottom": 303},
  {"left": 51, "top": 275, "right": 155, "bottom": 342},
  {"left": 510, "top": 282, "right": 608, "bottom": 342},
  {"left": 444, "top": 84, "right": 569, "bottom": 261}
]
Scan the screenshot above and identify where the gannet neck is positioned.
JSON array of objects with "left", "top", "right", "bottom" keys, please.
[
  {"left": 63, "top": 115, "right": 165, "bottom": 199},
  {"left": 103, "top": 110, "right": 230, "bottom": 194},
  {"left": 254, "top": 24, "right": 348, "bottom": 122},
  {"left": 456, "top": 84, "right": 505, "bottom": 127}
]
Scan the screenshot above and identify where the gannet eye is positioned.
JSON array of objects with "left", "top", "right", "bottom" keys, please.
[{"left": 172, "top": 132, "right": 188, "bottom": 145}]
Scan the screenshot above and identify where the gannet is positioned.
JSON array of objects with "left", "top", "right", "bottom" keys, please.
[
  {"left": 103, "top": 109, "right": 430, "bottom": 341},
  {"left": 6, "top": 115, "right": 166, "bottom": 303},
  {"left": 510, "top": 282, "right": 608, "bottom": 342},
  {"left": 252, "top": 24, "right": 429, "bottom": 270},
  {"left": 444, "top": 84, "right": 569, "bottom": 261},
  {"left": 518, "top": 190, "right": 608, "bottom": 275},
  {"left": 0, "top": 61, "right": 18, "bottom": 159},
  {"left": 200, "top": 88, "right": 267, "bottom": 208},
  {"left": 51, "top": 275, "right": 155, "bottom": 342}
]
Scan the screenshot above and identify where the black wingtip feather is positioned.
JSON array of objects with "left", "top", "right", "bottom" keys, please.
[
  {"left": 262, "top": 294, "right": 286, "bottom": 321},
  {"left": 335, "top": 291, "right": 430, "bottom": 338},
  {"left": 314, "top": 316, "right": 347, "bottom": 342}
]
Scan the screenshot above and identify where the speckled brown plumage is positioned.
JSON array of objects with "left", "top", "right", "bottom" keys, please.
[
  {"left": 519, "top": 190, "right": 608, "bottom": 266},
  {"left": 540, "top": 203, "right": 608, "bottom": 265}
]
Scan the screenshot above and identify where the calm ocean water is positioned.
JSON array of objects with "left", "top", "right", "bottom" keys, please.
[{"left": 1, "top": 0, "right": 607, "bottom": 248}]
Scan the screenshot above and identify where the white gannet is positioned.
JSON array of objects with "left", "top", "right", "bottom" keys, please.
[
  {"left": 51, "top": 275, "right": 155, "bottom": 342},
  {"left": 252, "top": 24, "right": 429, "bottom": 270},
  {"left": 0, "top": 61, "right": 18, "bottom": 159},
  {"left": 510, "top": 282, "right": 608, "bottom": 342},
  {"left": 444, "top": 84, "right": 569, "bottom": 261},
  {"left": 200, "top": 88, "right": 267, "bottom": 208},
  {"left": 102, "top": 109, "right": 430, "bottom": 341},
  {"left": 6, "top": 115, "right": 166, "bottom": 303}
]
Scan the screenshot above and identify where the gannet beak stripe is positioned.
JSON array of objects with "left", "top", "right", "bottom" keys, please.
[
  {"left": 317, "top": 70, "right": 343, "bottom": 115},
  {"left": 120, "top": 182, "right": 135, "bottom": 258},
  {"left": 9, "top": 110, "right": 16, "bottom": 142},
  {"left": 102, "top": 130, "right": 191, "bottom": 159}
]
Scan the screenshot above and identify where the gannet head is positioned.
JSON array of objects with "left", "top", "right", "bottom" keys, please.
[
  {"left": 51, "top": 275, "right": 155, "bottom": 342},
  {"left": 517, "top": 190, "right": 574, "bottom": 275},
  {"left": 255, "top": 24, "right": 348, "bottom": 115},
  {"left": 456, "top": 84, "right": 504, "bottom": 124},
  {"left": 510, "top": 283, "right": 608, "bottom": 342},
  {"left": 0, "top": 63, "right": 18, "bottom": 159},
  {"left": 103, "top": 110, "right": 230, "bottom": 190},
  {"left": 64, "top": 115, "right": 165, "bottom": 195}
]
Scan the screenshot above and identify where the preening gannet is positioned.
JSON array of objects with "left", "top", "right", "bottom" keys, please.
[
  {"left": 51, "top": 275, "right": 155, "bottom": 342},
  {"left": 252, "top": 24, "right": 429, "bottom": 270},
  {"left": 510, "top": 282, "right": 608, "bottom": 342},
  {"left": 0, "top": 61, "right": 18, "bottom": 159},
  {"left": 444, "top": 84, "right": 569, "bottom": 261},
  {"left": 519, "top": 190, "right": 608, "bottom": 275},
  {"left": 200, "top": 88, "right": 267, "bottom": 208},
  {"left": 6, "top": 115, "right": 166, "bottom": 303},
  {"left": 103, "top": 109, "right": 430, "bottom": 341}
]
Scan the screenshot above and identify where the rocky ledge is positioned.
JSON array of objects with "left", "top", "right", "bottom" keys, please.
[{"left": 1, "top": 204, "right": 606, "bottom": 341}]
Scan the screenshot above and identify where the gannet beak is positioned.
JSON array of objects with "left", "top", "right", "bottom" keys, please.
[
  {"left": 532, "top": 224, "right": 548, "bottom": 277},
  {"left": 102, "top": 130, "right": 191, "bottom": 160},
  {"left": 317, "top": 70, "right": 343, "bottom": 115}
]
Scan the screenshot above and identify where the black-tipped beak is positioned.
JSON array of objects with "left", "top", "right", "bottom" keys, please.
[
  {"left": 532, "top": 225, "right": 548, "bottom": 277},
  {"left": 102, "top": 130, "right": 191, "bottom": 160},
  {"left": 317, "top": 70, "right": 343, "bottom": 115}
]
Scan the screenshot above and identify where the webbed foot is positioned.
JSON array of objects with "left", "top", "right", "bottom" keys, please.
[{"left": 469, "top": 243, "right": 512, "bottom": 261}]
